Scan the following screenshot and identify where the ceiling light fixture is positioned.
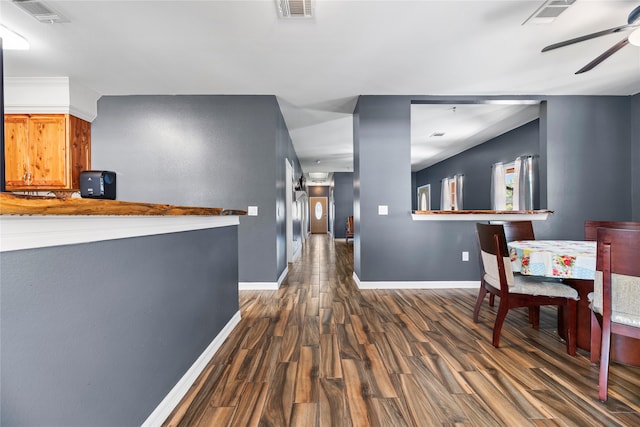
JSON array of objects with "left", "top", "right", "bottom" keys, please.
[
  {"left": 0, "top": 24, "right": 30, "bottom": 50},
  {"left": 308, "top": 172, "right": 328, "bottom": 180}
]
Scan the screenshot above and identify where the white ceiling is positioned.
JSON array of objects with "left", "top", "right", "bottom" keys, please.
[{"left": 2, "top": 0, "right": 640, "bottom": 175}]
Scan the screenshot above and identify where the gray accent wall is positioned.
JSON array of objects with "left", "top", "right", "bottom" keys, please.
[
  {"left": 353, "top": 95, "right": 635, "bottom": 282},
  {"left": 333, "top": 172, "right": 354, "bottom": 239},
  {"left": 537, "top": 96, "right": 632, "bottom": 239},
  {"left": 1, "top": 227, "right": 239, "bottom": 426},
  {"left": 91, "top": 95, "right": 301, "bottom": 283},
  {"left": 414, "top": 119, "right": 540, "bottom": 210}
]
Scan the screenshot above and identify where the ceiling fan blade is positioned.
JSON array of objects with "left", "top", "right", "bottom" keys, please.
[
  {"left": 575, "top": 37, "right": 630, "bottom": 74},
  {"left": 542, "top": 24, "right": 634, "bottom": 52}
]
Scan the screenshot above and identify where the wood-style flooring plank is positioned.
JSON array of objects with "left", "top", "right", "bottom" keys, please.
[{"left": 163, "top": 235, "right": 640, "bottom": 427}]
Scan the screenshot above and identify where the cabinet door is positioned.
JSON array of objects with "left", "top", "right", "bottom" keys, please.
[
  {"left": 28, "top": 115, "right": 67, "bottom": 188},
  {"left": 69, "top": 115, "right": 91, "bottom": 190},
  {"left": 4, "top": 115, "right": 31, "bottom": 188}
]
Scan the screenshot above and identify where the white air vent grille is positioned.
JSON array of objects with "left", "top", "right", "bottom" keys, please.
[
  {"left": 12, "top": 0, "right": 69, "bottom": 23},
  {"left": 277, "top": 0, "right": 313, "bottom": 18},
  {"left": 523, "top": 0, "right": 575, "bottom": 25}
]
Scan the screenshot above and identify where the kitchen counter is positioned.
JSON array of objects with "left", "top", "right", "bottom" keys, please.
[
  {"left": 0, "top": 192, "right": 246, "bottom": 252},
  {"left": 0, "top": 192, "right": 246, "bottom": 216}
]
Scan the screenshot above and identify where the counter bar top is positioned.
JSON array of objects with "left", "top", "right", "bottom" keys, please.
[
  {"left": 0, "top": 192, "right": 246, "bottom": 216},
  {"left": 0, "top": 193, "right": 246, "bottom": 252},
  {"left": 411, "top": 209, "right": 553, "bottom": 221}
]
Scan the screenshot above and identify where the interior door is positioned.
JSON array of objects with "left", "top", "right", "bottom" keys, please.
[{"left": 310, "top": 197, "right": 328, "bottom": 234}]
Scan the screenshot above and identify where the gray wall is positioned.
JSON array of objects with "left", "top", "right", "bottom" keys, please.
[
  {"left": 333, "top": 172, "right": 354, "bottom": 239},
  {"left": 92, "top": 95, "right": 301, "bottom": 283},
  {"left": 632, "top": 93, "right": 640, "bottom": 221},
  {"left": 1, "top": 227, "right": 239, "bottom": 426},
  {"left": 414, "top": 119, "right": 540, "bottom": 210},
  {"left": 275, "top": 110, "right": 303, "bottom": 277},
  {"left": 353, "top": 95, "right": 634, "bottom": 282},
  {"left": 536, "top": 96, "right": 632, "bottom": 240}
]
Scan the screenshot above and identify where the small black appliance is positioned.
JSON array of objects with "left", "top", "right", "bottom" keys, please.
[{"left": 79, "top": 171, "right": 116, "bottom": 199}]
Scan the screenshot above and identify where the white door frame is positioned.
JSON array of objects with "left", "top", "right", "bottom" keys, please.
[{"left": 285, "top": 159, "right": 293, "bottom": 263}]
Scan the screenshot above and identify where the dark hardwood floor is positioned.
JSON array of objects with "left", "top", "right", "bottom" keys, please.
[{"left": 163, "top": 234, "right": 640, "bottom": 426}]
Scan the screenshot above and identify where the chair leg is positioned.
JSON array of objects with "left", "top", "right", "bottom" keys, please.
[
  {"left": 529, "top": 306, "right": 540, "bottom": 329},
  {"left": 489, "top": 294, "right": 495, "bottom": 307},
  {"left": 564, "top": 299, "right": 577, "bottom": 356},
  {"left": 590, "top": 311, "right": 602, "bottom": 364},
  {"left": 473, "top": 285, "right": 488, "bottom": 323},
  {"left": 599, "top": 322, "right": 612, "bottom": 401},
  {"left": 492, "top": 299, "right": 509, "bottom": 348}
]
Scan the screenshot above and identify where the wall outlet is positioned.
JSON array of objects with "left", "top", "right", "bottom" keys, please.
[
  {"left": 248, "top": 206, "right": 258, "bottom": 216},
  {"left": 462, "top": 251, "right": 469, "bottom": 262}
]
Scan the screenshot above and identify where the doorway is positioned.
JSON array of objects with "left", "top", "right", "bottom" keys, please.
[{"left": 309, "top": 197, "right": 328, "bottom": 234}]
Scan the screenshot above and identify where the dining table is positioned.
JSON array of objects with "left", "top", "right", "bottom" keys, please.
[
  {"left": 508, "top": 239, "right": 640, "bottom": 366},
  {"left": 508, "top": 239, "right": 596, "bottom": 280}
]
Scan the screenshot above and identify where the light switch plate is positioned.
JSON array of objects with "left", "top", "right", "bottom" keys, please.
[
  {"left": 248, "top": 206, "right": 258, "bottom": 216},
  {"left": 378, "top": 205, "right": 388, "bottom": 215}
]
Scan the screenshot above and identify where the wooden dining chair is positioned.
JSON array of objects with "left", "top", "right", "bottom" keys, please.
[
  {"left": 473, "top": 223, "right": 578, "bottom": 355},
  {"left": 589, "top": 227, "right": 640, "bottom": 401},
  {"left": 495, "top": 220, "right": 536, "bottom": 243},
  {"left": 584, "top": 220, "right": 640, "bottom": 241},
  {"left": 345, "top": 215, "right": 354, "bottom": 243},
  {"left": 485, "top": 221, "right": 538, "bottom": 324}
]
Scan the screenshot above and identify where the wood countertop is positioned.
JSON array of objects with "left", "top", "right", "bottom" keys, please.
[{"left": 0, "top": 192, "right": 246, "bottom": 216}]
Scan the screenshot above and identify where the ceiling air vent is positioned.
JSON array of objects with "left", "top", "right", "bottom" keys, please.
[
  {"left": 277, "top": 0, "right": 313, "bottom": 18},
  {"left": 12, "top": 0, "right": 69, "bottom": 23},
  {"left": 523, "top": 0, "right": 575, "bottom": 25}
]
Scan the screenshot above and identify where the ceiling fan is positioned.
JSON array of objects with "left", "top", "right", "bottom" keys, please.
[{"left": 542, "top": 5, "right": 640, "bottom": 74}]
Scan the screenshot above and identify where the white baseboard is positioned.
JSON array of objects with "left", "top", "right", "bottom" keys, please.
[
  {"left": 238, "top": 266, "right": 289, "bottom": 291},
  {"left": 352, "top": 272, "right": 479, "bottom": 290},
  {"left": 141, "top": 311, "right": 242, "bottom": 427},
  {"left": 278, "top": 266, "right": 289, "bottom": 286},
  {"left": 239, "top": 282, "right": 278, "bottom": 291}
]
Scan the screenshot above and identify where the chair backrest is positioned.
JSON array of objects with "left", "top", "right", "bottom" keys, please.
[
  {"left": 476, "top": 223, "right": 514, "bottom": 291},
  {"left": 584, "top": 220, "right": 640, "bottom": 241},
  {"left": 491, "top": 221, "right": 535, "bottom": 242},
  {"left": 594, "top": 228, "right": 640, "bottom": 324},
  {"left": 346, "top": 216, "right": 354, "bottom": 234}
]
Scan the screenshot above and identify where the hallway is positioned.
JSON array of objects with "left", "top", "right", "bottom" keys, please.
[{"left": 164, "top": 234, "right": 640, "bottom": 426}]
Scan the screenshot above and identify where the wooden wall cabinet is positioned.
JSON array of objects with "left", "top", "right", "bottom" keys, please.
[{"left": 4, "top": 114, "right": 91, "bottom": 191}]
